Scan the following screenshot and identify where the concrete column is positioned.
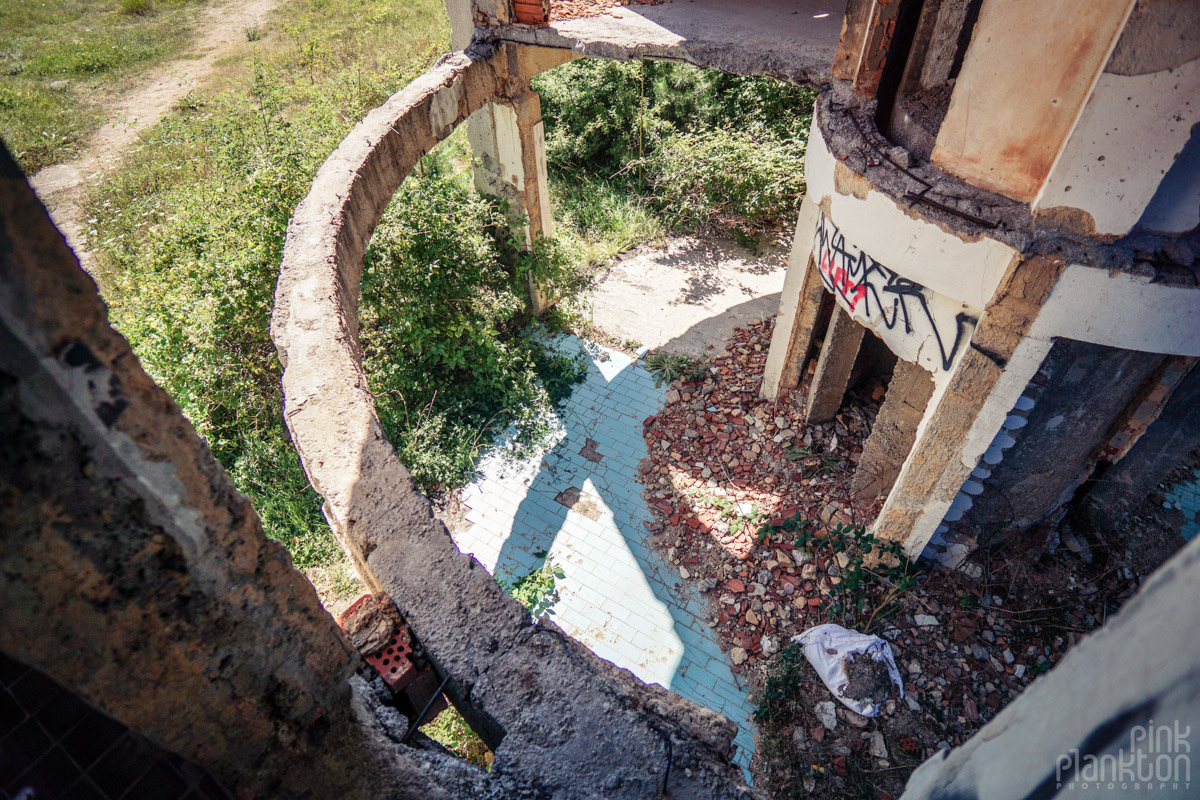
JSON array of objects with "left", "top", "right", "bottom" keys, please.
[
  {"left": 851, "top": 358, "right": 935, "bottom": 501},
  {"left": 444, "top": 0, "right": 511, "bottom": 46},
  {"left": 872, "top": 254, "right": 1065, "bottom": 557},
  {"left": 805, "top": 305, "right": 867, "bottom": 425},
  {"left": 0, "top": 149, "right": 467, "bottom": 799},
  {"left": 461, "top": 46, "right": 556, "bottom": 315},
  {"left": 762, "top": 196, "right": 826, "bottom": 400},
  {"left": 466, "top": 93, "right": 554, "bottom": 314},
  {"left": 931, "top": 0, "right": 1137, "bottom": 202}
]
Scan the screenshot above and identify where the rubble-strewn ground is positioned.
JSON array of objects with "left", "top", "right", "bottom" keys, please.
[{"left": 639, "top": 318, "right": 1189, "bottom": 799}]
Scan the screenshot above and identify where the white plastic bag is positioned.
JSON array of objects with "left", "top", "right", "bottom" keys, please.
[{"left": 794, "top": 623, "right": 904, "bottom": 717}]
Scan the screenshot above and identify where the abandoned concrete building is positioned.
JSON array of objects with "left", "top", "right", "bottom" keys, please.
[{"left": 2, "top": 0, "right": 1199, "bottom": 797}]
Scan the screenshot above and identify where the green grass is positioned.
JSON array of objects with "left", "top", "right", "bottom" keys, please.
[
  {"left": 87, "top": 0, "right": 455, "bottom": 569},
  {"left": 70, "top": 0, "right": 814, "bottom": 583},
  {"left": 86, "top": 0, "right": 592, "bottom": 573},
  {"left": 0, "top": 0, "right": 212, "bottom": 172}
]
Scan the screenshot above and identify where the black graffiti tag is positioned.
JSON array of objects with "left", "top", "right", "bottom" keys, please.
[{"left": 814, "top": 215, "right": 975, "bottom": 372}]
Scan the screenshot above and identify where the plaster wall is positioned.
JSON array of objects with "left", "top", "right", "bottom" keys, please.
[
  {"left": 932, "top": 0, "right": 1136, "bottom": 202},
  {"left": 1034, "top": 58, "right": 1200, "bottom": 237},
  {"left": 1029, "top": 263, "right": 1200, "bottom": 357},
  {"left": 803, "top": 120, "right": 1017, "bottom": 387},
  {"left": 806, "top": 120, "right": 1017, "bottom": 311}
]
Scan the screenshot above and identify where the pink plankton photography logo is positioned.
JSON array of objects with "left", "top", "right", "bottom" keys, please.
[{"left": 1056, "top": 721, "right": 1191, "bottom": 792}]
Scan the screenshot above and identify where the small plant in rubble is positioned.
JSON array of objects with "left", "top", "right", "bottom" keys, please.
[
  {"left": 498, "top": 558, "right": 566, "bottom": 620},
  {"left": 757, "top": 514, "right": 916, "bottom": 631},
  {"left": 643, "top": 351, "right": 708, "bottom": 386},
  {"left": 690, "top": 491, "right": 764, "bottom": 536},
  {"left": 784, "top": 444, "right": 846, "bottom": 478}
]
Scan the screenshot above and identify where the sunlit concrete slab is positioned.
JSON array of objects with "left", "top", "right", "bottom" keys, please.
[{"left": 491, "top": 0, "right": 847, "bottom": 85}]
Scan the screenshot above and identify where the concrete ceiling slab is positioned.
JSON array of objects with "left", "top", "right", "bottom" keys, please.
[{"left": 491, "top": 0, "right": 847, "bottom": 85}]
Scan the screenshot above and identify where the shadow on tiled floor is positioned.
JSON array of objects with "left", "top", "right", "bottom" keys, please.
[
  {"left": 453, "top": 335, "right": 757, "bottom": 776},
  {"left": 0, "top": 652, "right": 235, "bottom": 800}
]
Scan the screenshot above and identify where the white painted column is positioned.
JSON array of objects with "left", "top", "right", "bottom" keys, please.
[
  {"left": 762, "top": 195, "right": 823, "bottom": 400},
  {"left": 877, "top": 334, "right": 1053, "bottom": 559}
]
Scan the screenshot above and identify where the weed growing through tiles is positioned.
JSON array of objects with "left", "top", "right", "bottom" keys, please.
[
  {"left": 498, "top": 558, "right": 566, "bottom": 620},
  {"left": 644, "top": 351, "right": 708, "bottom": 386}
]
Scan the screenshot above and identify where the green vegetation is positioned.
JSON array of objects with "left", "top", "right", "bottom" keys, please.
[
  {"left": 28, "top": 0, "right": 813, "bottom": 592},
  {"left": 87, "top": 0, "right": 586, "bottom": 574},
  {"left": 498, "top": 558, "right": 565, "bottom": 620},
  {"left": 422, "top": 705, "right": 492, "bottom": 768},
  {"left": 0, "top": 0, "right": 211, "bottom": 172},
  {"left": 535, "top": 58, "right": 816, "bottom": 259},
  {"left": 758, "top": 515, "right": 916, "bottom": 630},
  {"left": 643, "top": 351, "right": 709, "bottom": 386}
]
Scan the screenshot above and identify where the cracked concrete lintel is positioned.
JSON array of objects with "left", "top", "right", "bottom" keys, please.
[
  {"left": 273, "top": 43, "right": 757, "bottom": 800},
  {"left": 815, "top": 90, "right": 1200, "bottom": 281},
  {"left": 485, "top": 0, "right": 846, "bottom": 86}
]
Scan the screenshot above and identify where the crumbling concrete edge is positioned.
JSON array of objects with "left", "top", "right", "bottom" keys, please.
[
  {"left": 272, "top": 43, "right": 758, "bottom": 799},
  {"left": 486, "top": 18, "right": 836, "bottom": 87}
]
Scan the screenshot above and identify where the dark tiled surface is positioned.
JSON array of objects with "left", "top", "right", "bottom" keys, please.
[{"left": 0, "top": 652, "right": 235, "bottom": 800}]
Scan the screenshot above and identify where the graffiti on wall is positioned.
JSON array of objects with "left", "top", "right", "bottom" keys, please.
[{"left": 814, "top": 214, "right": 976, "bottom": 372}]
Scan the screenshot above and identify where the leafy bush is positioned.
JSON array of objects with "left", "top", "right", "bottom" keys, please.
[
  {"left": 534, "top": 58, "right": 817, "bottom": 244},
  {"left": 422, "top": 706, "right": 491, "bottom": 767},
  {"left": 645, "top": 126, "right": 806, "bottom": 237},
  {"left": 498, "top": 559, "right": 565, "bottom": 620},
  {"left": 361, "top": 147, "right": 587, "bottom": 491}
]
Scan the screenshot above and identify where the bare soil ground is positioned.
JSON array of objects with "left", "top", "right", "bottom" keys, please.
[
  {"left": 639, "top": 317, "right": 1189, "bottom": 799},
  {"left": 29, "top": 0, "right": 280, "bottom": 273}
]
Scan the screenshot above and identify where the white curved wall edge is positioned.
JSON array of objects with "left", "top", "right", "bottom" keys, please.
[
  {"left": 1030, "top": 264, "right": 1200, "bottom": 356},
  {"left": 805, "top": 119, "right": 1018, "bottom": 311},
  {"left": 1034, "top": 58, "right": 1200, "bottom": 237}
]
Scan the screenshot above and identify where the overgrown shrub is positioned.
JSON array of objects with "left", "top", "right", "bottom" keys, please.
[
  {"left": 646, "top": 126, "right": 805, "bottom": 237},
  {"left": 534, "top": 58, "right": 816, "bottom": 242},
  {"left": 361, "top": 149, "right": 584, "bottom": 491}
]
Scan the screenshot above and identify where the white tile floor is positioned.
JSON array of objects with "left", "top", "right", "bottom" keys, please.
[{"left": 453, "top": 335, "right": 757, "bottom": 775}]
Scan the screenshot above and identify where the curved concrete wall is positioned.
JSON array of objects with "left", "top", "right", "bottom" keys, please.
[{"left": 271, "top": 43, "right": 755, "bottom": 799}]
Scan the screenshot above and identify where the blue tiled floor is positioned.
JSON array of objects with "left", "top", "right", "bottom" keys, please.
[
  {"left": 1164, "top": 467, "right": 1200, "bottom": 541},
  {"left": 454, "top": 335, "right": 757, "bottom": 776}
]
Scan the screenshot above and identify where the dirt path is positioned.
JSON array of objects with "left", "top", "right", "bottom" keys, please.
[{"left": 30, "top": 0, "right": 281, "bottom": 273}]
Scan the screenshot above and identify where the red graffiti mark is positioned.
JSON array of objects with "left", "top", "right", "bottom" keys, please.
[{"left": 819, "top": 251, "right": 866, "bottom": 311}]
